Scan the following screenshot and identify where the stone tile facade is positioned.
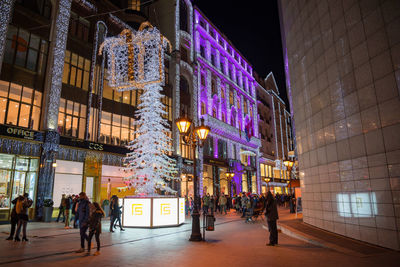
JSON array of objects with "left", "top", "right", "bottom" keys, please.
[{"left": 279, "top": 0, "right": 400, "bottom": 250}]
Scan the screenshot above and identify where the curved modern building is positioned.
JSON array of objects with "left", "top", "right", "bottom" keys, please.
[{"left": 279, "top": 0, "right": 400, "bottom": 250}]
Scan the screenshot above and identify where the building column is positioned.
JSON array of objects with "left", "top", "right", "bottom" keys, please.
[
  {"left": 172, "top": 50, "right": 180, "bottom": 155},
  {"left": 0, "top": 0, "right": 15, "bottom": 75},
  {"left": 36, "top": 0, "right": 72, "bottom": 220}
]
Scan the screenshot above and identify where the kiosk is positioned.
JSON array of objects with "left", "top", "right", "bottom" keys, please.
[{"left": 122, "top": 196, "right": 185, "bottom": 228}]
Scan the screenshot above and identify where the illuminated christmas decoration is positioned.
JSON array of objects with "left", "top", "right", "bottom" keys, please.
[{"left": 100, "top": 22, "right": 177, "bottom": 195}]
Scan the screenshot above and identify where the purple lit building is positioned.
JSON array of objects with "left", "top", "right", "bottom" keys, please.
[{"left": 193, "top": 8, "right": 261, "bottom": 196}]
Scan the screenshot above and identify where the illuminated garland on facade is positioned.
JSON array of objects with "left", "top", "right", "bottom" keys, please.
[{"left": 47, "top": 0, "right": 72, "bottom": 130}]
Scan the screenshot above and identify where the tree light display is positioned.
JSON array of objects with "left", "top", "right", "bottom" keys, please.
[{"left": 100, "top": 22, "right": 177, "bottom": 195}]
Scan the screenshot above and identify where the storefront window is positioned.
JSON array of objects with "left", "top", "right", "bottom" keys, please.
[
  {"left": 242, "top": 173, "right": 248, "bottom": 193},
  {"left": 202, "top": 165, "right": 213, "bottom": 195},
  {"left": 0, "top": 81, "right": 42, "bottom": 130},
  {"left": 100, "top": 111, "right": 135, "bottom": 146},
  {"left": 219, "top": 168, "right": 228, "bottom": 195},
  {"left": 0, "top": 155, "right": 38, "bottom": 210},
  {"left": 251, "top": 174, "right": 257, "bottom": 193}
]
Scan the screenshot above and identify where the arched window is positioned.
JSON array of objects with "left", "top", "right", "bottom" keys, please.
[
  {"left": 212, "top": 107, "right": 217, "bottom": 118},
  {"left": 179, "top": 0, "right": 189, "bottom": 32},
  {"left": 180, "top": 75, "right": 190, "bottom": 117}
]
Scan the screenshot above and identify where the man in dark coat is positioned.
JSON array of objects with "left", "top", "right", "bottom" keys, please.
[
  {"left": 6, "top": 197, "right": 20, "bottom": 240},
  {"left": 265, "top": 191, "right": 279, "bottom": 246},
  {"left": 76, "top": 192, "right": 90, "bottom": 253}
]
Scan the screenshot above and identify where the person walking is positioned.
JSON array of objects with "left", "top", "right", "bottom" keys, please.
[
  {"left": 72, "top": 195, "right": 79, "bottom": 228},
  {"left": 5, "top": 197, "right": 19, "bottom": 240},
  {"left": 110, "top": 196, "right": 124, "bottom": 232},
  {"left": 76, "top": 192, "right": 90, "bottom": 253},
  {"left": 202, "top": 194, "right": 209, "bottom": 215},
  {"left": 219, "top": 194, "right": 227, "bottom": 215},
  {"left": 14, "top": 193, "right": 33, "bottom": 241},
  {"left": 56, "top": 194, "right": 66, "bottom": 223},
  {"left": 241, "top": 193, "right": 248, "bottom": 218},
  {"left": 87, "top": 202, "right": 104, "bottom": 256},
  {"left": 265, "top": 191, "right": 279, "bottom": 246},
  {"left": 64, "top": 195, "right": 72, "bottom": 229}
]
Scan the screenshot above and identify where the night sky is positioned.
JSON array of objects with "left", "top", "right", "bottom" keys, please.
[{"left": 193, "top": 0, "right": 288, "bottom": 108}]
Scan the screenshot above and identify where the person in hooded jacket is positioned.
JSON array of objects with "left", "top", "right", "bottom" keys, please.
[
  {"left": 87, "top": 202, "right": 105, "bottom": 256},
  {"left": 265, "top": 191, "right": 279, "bottom": 246},
  {"left": 75, "top": 192, "right": 90, "bottom": 253}
]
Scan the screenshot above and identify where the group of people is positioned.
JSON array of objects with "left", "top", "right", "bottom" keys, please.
[
  {"left": 5, "top": 193, "right": 33, "bottom": 241},
  {"left": 56, "top": 194, "right": 80, "bottom": 229},
  {"left": 201, "top": 194, "right": 232, "bottom": 215}
]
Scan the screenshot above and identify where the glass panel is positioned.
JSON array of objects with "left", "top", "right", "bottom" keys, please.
[
  {"left": 84, "top": 59, "right": 90, "bottom": 71},
  {"left": 29, "top": 159, "right": 39, "bottom": 171},
  {"left": 62, "top": 62, "right": 70, "bottom": 84},
  {"left": 79, "top": 118, "right": 86, "bottom": 139},
  {"left": 121, "top": 127, "right": 129, "bottom": 145},
  {"left": 33, "top": 91, "right": 42, "bottom": 106},
  {"left": 103, "top": 81, "right": 113, "bottom": 100},
  {"left": 15, "top": 44, "right": 27, "bottom": 66},
  {"left": 18, "top": 103, "right": 30, "bottom": 127},
  {"left": 64, "top": 50, "right": 71, "bottom": 63},
  {"left": 82, "top": 71, "right": 89, "bottom": 90},
  {"left": 16, "top": 158, "right": 29, "bottom": 171},
  {"left": 59, "top": 98, "right": 65, "bottom": 112},
  {"left": 71, "top": 53, "right": 78, "bottom": 66},
  {"left": 102, "top": 112, "right": 111, "bottom": 124},
  {"left": 26, "top": 49, "right": 38, "bottom": 71},
  {"left": 260, "top": 164, "right": 265, "bottom": 176},
  {"left": 70, "top": 67, "right": 76, "bottom": 86},
  {"left": 0, "top": 169, "right": 12, "bottom": 208},
  {"left": 113, "top": 90, "right": 122, "bottom": 102},
  {"left": 66, "top": 100, "right": 73, "bottom": 114},
  {"left": 57, "top": 112, "right": 64, "bottom": 132},
  {"left": 122, "top": 116, "right": 129, "bottom": 128},
  {"left": 100, "top": 124, "right": 111, "bottom": 143},
  {"left": 12, "top": 171, "right": 26, "bottom": 200},
  {"left": 112, "top": 126, "right": 120, "bottom": 145},
  {"left": 7, "top": 101, "right": 19, "bottom": 125},
  {"left": 112, "top": 114, "right": 121, "bottom": 126},
  {"left": 0, "top": 98, "right": 6, "bottom": 124},
  {"left": 80, "top": 104, "right": 86, "bottom": 118},
  {"left": 37, "top": 53, "right": 47, "bottom": 75},
  {"left": 73, "top": 102, "right": 79, "bottom": 116},
  {"left": 78, "top": 56, "right": 84, "bottom": 68},
  {"left": 65, "top": 115, "right": 72, "bottom": 135},
  {"left": 25, "top": 172, "right": 36, "bottom": 200},
  {"left": 123, "top": 91, "right": 130, "bottom": 104},
  {"left": 76, "top": 69, "right": 82, "bottom": 88},
  {"left": 9, "top": 83, "right": 22, "bottom": 101},
  {"left": 0, "top": 154, "right": 14, "bottom": 169},
  {"left": 22, "top": 87, "right": 33, "bottom": 103},
  {"left": 72, "top": 117, "right": 78, "bottom": 137},
  {"left": 0, "top": 81, "right": 9, "bottom": 98}
]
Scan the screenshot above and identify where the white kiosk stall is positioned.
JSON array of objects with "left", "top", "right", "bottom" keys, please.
[{"left": 122, "top": 197, "right": 185, "bottom": 228}]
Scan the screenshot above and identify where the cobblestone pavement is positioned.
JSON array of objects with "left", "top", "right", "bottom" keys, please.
[{"left": 0, "top": 210, "right": 399, "bottom": 267}]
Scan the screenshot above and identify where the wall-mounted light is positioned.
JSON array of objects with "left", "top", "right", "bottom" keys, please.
[{"left": 52, "top": 162, "right": 57, "bottom": 168}]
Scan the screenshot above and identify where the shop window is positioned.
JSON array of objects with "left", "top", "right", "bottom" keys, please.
[
  {"left": 242, "top": 173, "right": 248, "bottom": 193},
  {"left": 62, "top": 50, "right": 90, "bottom": 90},
  {"left": 4, "top": 25, "right": 49, "bottom": 73},
  {"left": 0, "top": 81, "right": 42, "bottom": 130},
  {"left": 99, "top": 111, "right": 135, "bottom": 146},
  {"left": 58, "top": 98, "right": 86, "bottom": 139},
  {"left": 0, "top": 154, "right": 39, "bottom": 210},
  {"left": 260, "top": 163, "right": 265, "bottom": 177},
  {"left": 69, "top": 12, "right": 90, "bottom": 42}
]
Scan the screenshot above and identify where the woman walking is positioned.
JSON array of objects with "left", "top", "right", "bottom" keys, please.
[{"left": 87, "top": 202, "right": 104, "bottom": 256}]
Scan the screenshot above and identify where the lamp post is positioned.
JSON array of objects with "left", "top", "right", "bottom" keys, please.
[
  {"left": 283, "top": 158, "right": 294, "bottom": 194},
  {"left": 225, "top": 170, "right": 235, "bottom": 197},
  {"left": 176, "top": 116, "right": 210, "bottom": 241}
]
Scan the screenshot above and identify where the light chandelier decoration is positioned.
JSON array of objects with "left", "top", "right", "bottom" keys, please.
[
  {"left": 99, "top": 22, "right": 171, "bottom": 91},
  {"left": 99, "top": 22, "right": 177, "bottom": 195}
]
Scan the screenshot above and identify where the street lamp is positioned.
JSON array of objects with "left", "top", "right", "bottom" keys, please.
[
  {"left": 176, "top": 116, "right": 210, "bottom": 241},
  {"left": 225, "top": 170, "right": 235, "bottom": 196},
  {"left": 283, "top": 157, "right": 295, "bottom": 194}
]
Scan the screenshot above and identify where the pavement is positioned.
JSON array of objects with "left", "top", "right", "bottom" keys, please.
[{"left": 0, "top": 208, "right": 399, "bottom": 267}]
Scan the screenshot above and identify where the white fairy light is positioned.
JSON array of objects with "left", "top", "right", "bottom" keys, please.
[
  {"left": 0, "top": 0, "right": 14, "bottom": 75},
  {"left": 47, "top": 0, "right": 72, "bottom": 130},
  {"left": 100, "top": 22, "right": 178, "bottom": 195}
]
